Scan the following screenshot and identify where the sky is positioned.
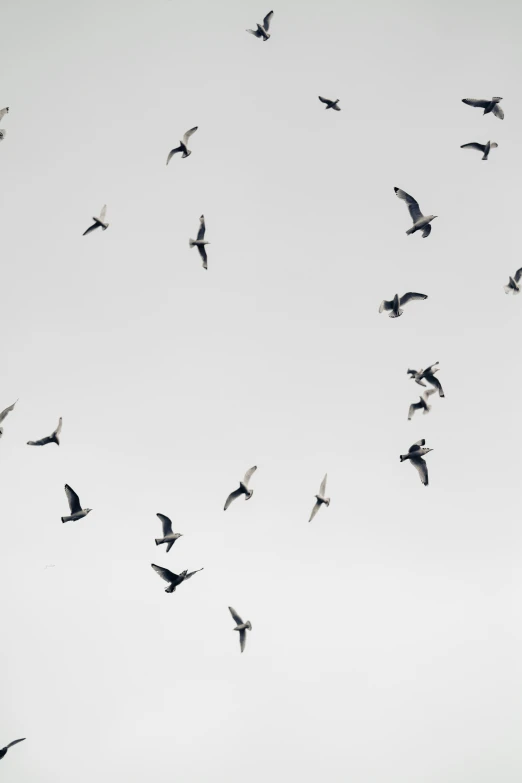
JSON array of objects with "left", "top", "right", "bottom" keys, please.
[{"left": 2, "top": 0, "right": 522, "bottom": 780}]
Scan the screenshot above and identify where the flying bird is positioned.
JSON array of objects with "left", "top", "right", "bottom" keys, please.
[
  {"left": 246, "top": 10, "right": 273, "bottom": 40},
  {"left": 0, "top": 739, "right": 25, "bottom": 761},
  {"left": 224, "top": 466, "right": 257, "bottom": 510},
  {"left": 379, "top": 292, "right": 427, "bottom": 318},
  {"left": 0, "top": 399, "right": 17, "bottom": 438},
  {"left": 0, "top": 107, "right": 9, "bottom": 122},
  {"left": 83, "top": 205, "right": 108, "bottom": 236},
  {"left": 394, "top": 187, "right": 437, "bottom": 237},
  {"left": 0, "top": 130, "right": 6, "bottom": 141},
  {"left": 504, "top": 267, "right": 522, "bottom": 295},
  {"left": 407, "top": 362, "right": 445, "bottom": 397},
  {"left": 400, "top": 439, "right": 433, "bottom": 486},
  {"left": 189, "top": 215, "right": 209, "bottom": 270},
  {"left": 461, "top": 141, "right": 498, "bottom": 160},
  {"left": 155, "top": 513, "right": 183, "bottom": 553},
  {"left": 408, "top": 388, "right": 436, "bottom": 420},
  {"left": 151, "top": 564, "right": 203, "bottom": 593},
  {"left": 309, "top": 474, "right": 330, "bottom": 522},
  {"left": 27, "top": 417, "right": 62, "bottom": 446},
  {"left": 462, "top": 97, "right": 504, "bottom": 119},
  {"left": 228, "top": 606, "right": 252, "bottom": 653},
  {"left": 318, "top": 96, "right": 341, "bottom": 111},
  {"left": 166, "top": 126, "right": 198, "bottom": 164},
  {"left": 61, "top": 484, "right": 92, "bottom": 523}
]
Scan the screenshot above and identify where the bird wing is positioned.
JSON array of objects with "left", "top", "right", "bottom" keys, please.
[
  {"left": 83, "top": 222, "right": 99, "bottom": 236},
  {"left": 399, "top": 292, "right": 428, "bottom": 306},
  {"left": 318, "top": 96, "right": 331, "bottom": 104},
  {"left": 492, "top": 104, "right": 504, "bottom": 120},
  {"left": 424, "top": 362, "right": 439, "bottom": 373},
  {"left": 410, "top": 456, "right": 428, "bottom": 486},
  {"left": 157, "top": 513, "right": 173, "bottom": 537},
  {"left": 99, "top": 205, "right": 107, "bottom": 222},
  {"left": 5, "top": 739, "right": 25, "bottom": 750},
  {"left": 319, "top": 473, "right": 327, "bottom": 495},
  {"left": 247, "top": 27, "right": 263, "bottom": 37},
  {"left": 462, "top": 98, "right": 489, "bottom": 108},
  {"left": 408, "top": 401, "right": 422, "bottom": 420},
  {"left": 239, "top": 629, "right": 247, "bottom": 653},
  {"left": 263, "top": 10, "right": 274, "bottom": 30},
  {"left": 197, "top": 215, "right": 206, "bottom": 241},
  {"left": 461, "top": 142, "right": 486, "bottom": 152},
  {"left": 422, "top": 388, "right": 437, "bottom": 402},
  {"left": 54, "top": 417, "right": 63, "bottom": 437},
  {"left": 224, "top": 487, "right": 243, "bottom": 510},
  {"left": 394, "top": 187, "right": 423, "bottom": 223},
  {"left": 379, "top": 299, "right": 393, "bottom": 313},
  {"left": 422, "top": 224, "right": 432, "bottom": 238},
  {"left": 309, "top": 500, "right": 321, "bottom": 523},
  {"left": 184, "top": 567, "right": 204, "bottom": 580},
  {"left": 27, "top": 435, "right": 53, "bottom": 446},
  {"left": 0, "top": 399, "right": 17, "bottom": 424},
  {"left": 0, "top": 107, "right": 8, "bottom": 121},
  {"left": 407, "top": 369, "right": 419, "bottom": 377},
  {"left": 243, "top": 465, "right": 257, "bottom": 486},
  {"left": 229, "top": 606, "right": 244, "bottom": 625},
  {"left": 182, "top": 126, "right": 198, "bottom": 145},
  {"left": 424, "top": 373, "right": 444, "bottom": 396},
  {"left": 64, "top": 484, "right": 82, "bottom": 514},
  {"left": 166, "top": 146, "right": 183, "bottom": 165},
  {"left": 409, "top": 439, "right": 425, "bottom": 452},
  {"left": 197, "top": 244, "right": 208, "bottom": 269},
  {"left": 514, "top": 267, "right": 522, "bottom": 283},
  {"left": 151, "top": 563, "right": 178, "bottom": 583}
]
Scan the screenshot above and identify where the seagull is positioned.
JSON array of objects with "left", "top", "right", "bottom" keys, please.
[
  {"left": 504, "top": 267, "right": 522, "bottom": 295},
  {"left": 224, "top": 466, "right": 257, "bottom": 510},
  {"left": 379, "top": 292, "right": 427, "bottom": 318},
  {"left": 0, "top": 399, "right": 17, "bottom": 439},
  {"left": 83, "top": 205, "right": 108, "bottom": 236},
  {"left": 0, "top": 739, "right": 25, "bottom": 761},
  {"left": 394, "top": 187, "right": 437, "bottom": 237},
  {"left": 462, "top": 97, "right": 504, "bottom": 119},
  {"left": 0, "top": 107, "right": 9, "bottom": 122},
  {"left": 151, "top": 564, "right": 203, "bottom": 593},
  {"left": 27, "top": 417, "right": 62, "bottom": 446},
  {"left": 228, "top": 606, "right": 252, "bottom": 653},
  {"left": 400, "top": 439, "right": 433, "bottom": 486},
  {"left": 246, "top": 11, "right": 273, "bottom": 40},
  {"left": 309, "top": 474, "right": 330, "bottom": 522},
  {"left": 189, "top": 215, "right": 209, "bottom": 270},
  {"left": 408, "top": 388, "right": 436, "bottom": 420},
  {"left": 318, "top": 96, "right": 341, "bottom": 111},
  {"left": 166, "top": 127, "right": 198, "bottom": 164},
  {"left": 155, "top": 513, "right": 183, "bottom": 553},
  {"left": 61, "top": 484, "right": 92, "bottom": 523},
  {"left": 407, "top": 362, "right": 445, "bottom": 397},
  {"left": 461, "top": 141, "right": 498, "bottom": 160}
]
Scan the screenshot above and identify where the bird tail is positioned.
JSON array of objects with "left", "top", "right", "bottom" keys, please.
[
  {"left": 389, "top": 309, "right": 403, "bottom": 318},
  {"left": 504, "top": 285, "right": 512, "bottom": 294},
  {"left": 189, "top": 239, "right": 196, "bottom": 248},
  {"left": 399, "top": 454, "right": 409, "bottom": 462},
  {"left": 61, "top": 516, "right": 69, "bottom": 523},
  {"left": 406, "top": 226, "right": 416, "bottom": 235},
  {"left": 155, "top": 538, "right": 164, "bottom": 546}
]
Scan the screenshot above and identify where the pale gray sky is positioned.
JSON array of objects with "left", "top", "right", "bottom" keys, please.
[{"left": 2, "top": 0, "right": 522, "bottom": 781}]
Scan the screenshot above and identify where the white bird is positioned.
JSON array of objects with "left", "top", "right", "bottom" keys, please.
[
  {"left": 0, "top": 399, "right": 17, "bottom": 439},
  {"left": 155, "top": 513, "right": 183, "bottom": 553},
  {"left": 394, "top": 187, "right": 437, "bottom": 237},
  {"left": 228, "top": 606, "right": 252, "bottom": 653},
  {"left": 408, "top": 388, "right": 436, "bottom": 420},
  {"left": 0, "top": 738, "right": 25, "bottom": 761},
  {"left": 83, "top": 205, "right": 108, "bottom": 236},
  {"left": 461, "top": 141, "right": 498, "bottom": 160},
  {"left": 224, "top": 466, "right": 257, "bottom": 510},
  {"left": 379, "top": 292, "right": 427, "bottom": 318},
  {"left": 407, "top": 362, "right": 445, "bottom": 397},
  {"left": 189, "top": 215, "right": 209, "bottom": 270},
  {"left": 309, "top": 474, "right": 330, "bottom": 522},
  {"left": 462, "top": 97, "right": 504, "bottom": 119},
  {"left": 27, "top": 417, "right": 62, "bottom": 446},
  {"left": 504, "top": 267, "right": 522, "bottom": 294},
  {"left": 61, "top": 484, "right": 92, "bottom": 523},
  {"left": 399, "top": 439, "right": 433, "bottom": 486},
  {"left": 151, "top": 564, "right": 203, "bottom": 593},
  {"left": 166, "top": 127, "right": 198, "bottom": 164},
  {"left": 246, "top": 10, "right": 273, "bottom": 40},
  {"left": 318, "top": 96, "right": 341, "bottom": 111}
]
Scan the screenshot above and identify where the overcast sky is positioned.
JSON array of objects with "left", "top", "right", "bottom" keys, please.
[{"left": 2, "top": 0, "right": 522, "bottom": 781}]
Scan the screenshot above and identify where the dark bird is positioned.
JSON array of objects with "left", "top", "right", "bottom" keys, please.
[
  {"left": 407, "top": 362, "right": 445, "bottom": 397},
  {"left": 151, "top": 564, "right": 203, "bottom": 593},
  {"left": 246, "top": 10, "right": 273, "bottom": 40},
  {"left": 408, "top": 388, "right": 436, "bottom": 420},
  {"left": 379, "top": 292, "right": 427, "bottom": 318},
  {"left": 166, "top": 127, "right": 198, "bottom": 164},
  {"left": 309, "top": 474, "right": 330, "bottom": 522},
  {"left": 318, "top": 96, "right": 341, "bottom": 111},
  {"left": 155, "top": 513, "right": 183, "bottom": 553},
  {"left": 27, "top": 417, "right": 62, "bottom": 446},
  {"left": 228, "top": 606, "right": 252, "bottom": 653},
  {"left": 83, "top": 205, "right": 108, "bottom": 236},
  {"left": 504, "top": 267, "right": 522, "bottom": 295},
  {"left": 0, "top": 399, "right": 17, "bottom": 438},
  {"left": 0, "top": 738, "right": 25, "bottom": 760},
  {"left": 61, "top": 484, "right": 92, "bottom": 523},
  {"left": 394, "top": 187, "right": 437, "bottom": 237},
  {"left": 189, "top": 215, "right": 209, "bottom": 270},
  {"left": 224, "top": 466, "right": 257, "bottom": 510},
  {"left": 461, "top": 141, "right": 498, "bottom": 160},
  {"left": 400, "top": 439, "right": 433, "bottom": 486},
  {"left": 462, "top": 97, "right": 504, "bottom": 119}
]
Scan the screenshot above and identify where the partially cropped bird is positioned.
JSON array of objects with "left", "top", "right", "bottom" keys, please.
[
  {"left": 246, "top": 11, "right": 273, "bottom": 40},
  {"left": 0, "top": 738, "right": 25, "bottom": 761},
  {"left": 461, "top": 141, "right": 498, "bottom": 160},
  {"left": 166, "top": 127, "right": 198, "bottom": 164},
  {"left": 309, "top": 474, "right": 330, "bottom": 522},
  {"left": 224, "top": 466, "right": 257, "bottom": 510},
  {"left": 189, "top": 215, "right": 209, "bottom": 270},
  {"left": 0, "top": 399, "right": 17, "bottom": 439},
  {"left": 83, "top": 205, "right": 108, "bottom": 236},
  {"left": 228, "top": 606, "right": 252, "bottom": 653},
  {"left": 61, "top": 484, "right": 92, "bottom": 523},
  {"left": 379, "top": 292, "right": 428, "bottom": 318},
  {"left": 400, "top": 439, "right": 433, "bottom": 486},
  {"left": 27, "top": 417, "right": 62, "bottom": 446},
  {"left": 394, "top": 187, "right": 437, "bottom": 237},
  {"left": 407, "top": 363, "right": 445, "bottom": 397},
  {"left": 0, "top": 107, "right": 9, "bottom": 122},
  {"left": 151, "top": 564, "right": 203, "bottom": 593},
  {"left": 462, "top": 97, "right": 504, "bottom": 119},
  {"left": 155, "top": 513, "right": 183, "bottom": 553},
  {"left": 504, "top": 267, "right": 522, "bottom": 294},
  {"left": 408, "top": 388, "right": 436, "bottom": 420},
  {"left": 318, "top": 96, "right": 341, "bottom": 111}
]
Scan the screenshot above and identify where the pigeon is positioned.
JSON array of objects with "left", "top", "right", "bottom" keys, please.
[
  {"left": 462, "top": 97, "right": 504, "bottom": 120},
  {"left": 0, "top": 399, "right": 17, "bottom": 439},
  {"left": 461, "top": 141, "right": 498, "bottom": 160},
  {"left": 151, "top": 564, "right": 203, "bottom": 593},
  {"left": 83, "top": 205, "right": 108, "bottom": 236},
  {"left": 246, "top": 11, "right": 273, "bottom": 40},
  {"left": 407, "top": 362, "right": 445, "bottom": 397},
  {"left": 309, "top": 474, "right": 330, "bottom": 522},
  {"left": 61, "top": 484, "right": 92, "bottom": 523},
  {"left": 0, "top": 739, "right": 25, "bottom": 761},
  {"left": 399, "top": 439, "right": 433, "bottom": 486},
  {"left": 155, "top": 513, "right": 183, "bottom": 553},
  {"left": 189, "top": 215, "right": 209, "bottom": 270},
  {"left": 318, "top": 96, "right": 341, "bottom": 111},
  {"left": 408, "top": 388, "right": 436, "bottom": 420},
  {"left": 27, "top": 417, "right": 62, "bottom": 446},
  {"left": 224, "top": 466, "right": 257, "bottom": 510},
  {"left": 504, "top": 267, "right": 522, "bottom": 295},
  {"left": 394, "top": 187, "right": 437, "bottom": 237},
  {"left": 379, "top": 292, "right": 428, "bottom": 318},
  {"left": 228, "top": 606, "right": 252, "bottom": 653},
  {"left": 166, "top": 127, "right": 198, "bottom": 164}
]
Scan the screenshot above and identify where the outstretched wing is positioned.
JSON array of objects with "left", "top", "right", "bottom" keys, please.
[
  {"left": 319, "top": 474, "right": 327, "bottom": 495},
  {"left": 0, "top": 107, "right": 9, "bottom": 122},
  {"left": 309, "top": 500, "right": 321, "bottom": 523},
  {"left": 239, "top": 629, "right": 247, "bottom": 653},
  {"left": 83, "top": 221, "right": 99, "bottom": 236},
  {"left": 99, "top": 205, "right": 107, "bottom": 222},
  {"left": 182, "top": 126, "right": 198, "bottom": 145},
  {"left": 229, "top": 606, "right": 244, "bottom": 625},
  {"left": 409, "top": 439, "right": 425, "bottom": 452},
  {"left": 394, "top": 187, "right": 423, "bottom": 223},
  {"left": 492, "top": 104, "right": 504, "bottom": 120},
  {"left": 247, "top": 27, "right": 263, "bottom": 37},
  {"left": 425, "top": 373, "right": 444, "bottom": 396},
  {"left": 166, "top": 146, "right": 183, "bottom": 165},
  {"left": 0, "top": 399, "right": 17, "bottom": 424},
  {"left": 184, "top": 567, "right": 204, "bottom": 580},
  {"left": 197, "top": 215, "right": 206, "bottom": 241},
  {"left": 54, "top": 417, "right": 63, "bottom": 437},
  {"left": 408, "top": 401, "right": 422, "bottom": 420},
  {"left": 379, "top": 299, "right": 393, "bottom": 313},
  {"left": 151, "top": 563, "right": 178, "bottom": 583},
  {"left": 410, "top": 456, "right": 428, "bottom": 486},
  {"left": 462, "top": 98, "right": 489, "bottom": 108},
  {"left": 243, "top": 465, "right": 257, "bottom": 486},
  {"left": 422, "top": 224, "right": 432, "bottom": 238},
  {"left": 399, "top": 292, "right": 428, "bottom": 306},
  {"left": 263, "top": 10, "right": 274, "bottom": 30},
  {"left": 5, "top": 738, "right": 25, "bottom": 750},
  {"left": 422, "top": 388, "right": 437, "bottom": 403},
  {"left": 514, "top": 268, "right": 522, "bottom": 283},
  {"left": 461, "top": 142, "right": 486, "bottom": 152},
  {"left": 318, "top": 96, "right": 330, "bottom": 105},
  {"left": 64, "top": 484, "right": 82, "bottom": 514},
  {"left": 197, "top": 244, "right": 208, "bottom": 270},
  {"left": 27, "top": 435, "right": 53, "bottom": 446},
  {"left": 224, "top": 487, "right": 243, "bottom": 510},
  {"left": 157, "top": 513, "right": 173, "bottom": 537}
]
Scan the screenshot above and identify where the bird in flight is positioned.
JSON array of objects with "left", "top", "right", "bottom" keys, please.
[
  {"left": 189, "top": 215, "right": 210, "bottom": 270},
  {"left": 166, "top": 127, "right": 198, "bottom": 164},
  {"left": 461, "top": 141, "right": 498, "bottom": 160},
  {"left": 224, "top": 466, "right": 257, "bottom": 510},
  {"left": 151, "top": 564, "right": 203, "bottom": 593},
  {"left": 228, "top": 606, "right": 252, "bottom": 653},
  {"left": 0, "top": 738, "right": 25, "bottom": 761},
  {"left": 0, "top": 107, "right": 8, "bottom": 141},
  {"left": 246, "top": 10, "right": 274, "bottom": 40},
  {"left": 27, "top": 417, "right": 62, "bottom": 447},
  {"left": 408, "top": 388, "right": 436, "bottom": 420},
  {"left": 504, "top": 267, "right": 522, "bottom": 295},
  {"left": 394, "top": 187, "right": 437, "bottom": 237},
  {"left": 400, "top": 439, "right": 433, "bottom": 486},
  {"left": 379, "top": 292, "right": 427, "bottom": 318},
  {"left": 462, "top": 97, "right": 504, "bottom": 119},
  {"left": 318, "top": 96, "right": 341, "bottom": 111},
  {"left": 407, "top": 363, "right": 445, "bottom": 397},
  {"left": 61, "top": 484, "right": 92, "bottom": 523},
  {"left": 309, "top": 474, "right": 330, "bottom": 522},
  {"left": 0, "top": 399, "right": 17, "bottom": 439},
  {"left": 83, "top": 205, "right": 109, "bottom": 236},
  {"left": 155, "top": 513, "right": 183, "bottom": 553}
]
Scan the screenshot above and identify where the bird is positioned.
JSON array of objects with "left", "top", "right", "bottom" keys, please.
[
  {"left": 151, "top": 564, "right": 203, "bottom": 593},
  {"left": 462, "top": 97, "right": 504, "bottom": 120},
  {"left": 408, "top": 388, "right": 436, "bottom": 420},
  {"left": 399, "top": 439, "right": 433, "bottom": 486},
  {"left": 0, "top": 107, "right": 9, "bottom": 121},
  {"left": 246, "top": 11, "right": 273, "bottom": 40},
  {"left": 155, "top": 513, "right": 183, "bottom": 553},
  {"left": 0, "top": 399, "right": 17, "bottom": 438},
  {"left": 27, "top": 417, "right": 62, "bottom": 446},
  {"left": 460, "top": 141, "right": 498, "bottom": 160},
  {"left": 228, "top": 606, "right": 252, "bottom": 653},
  {"left": 379, "top": 292, "right": 428, "bottom": 318},
  {"left": 61, "top": 484, "right": 92, "bottom": 523},
  {"left": 0, "top": 738, "right": 25, "bottom": 761},
  {"left": 318, "top": 96, "right": 341, "bottom": 111},
  {"left": 224, "top": 466, "right": 257, "bottom": 510},
  {"left": 407, "top": 362, "right": 445, "bottom": 397},
  {"left": 83, "top": 205, "right": 108, "bottom": 236},
  {"left": 309, "top": 474, "right": 330, "bottom": 522},
  {"left": 0, "top": 130, "right": 6, "bottom": 141},
  {"left": 189, "top": 215, "right": 209, "bottom": 270},
  {"left": 504, "top": 267, "right": 522, "bottom": 294},
  {"left": 166, "top": 127, "right": 198, "bottom": 164},
  {"left": 394, "top": 187, "right": 437, "bottom": 237}
]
